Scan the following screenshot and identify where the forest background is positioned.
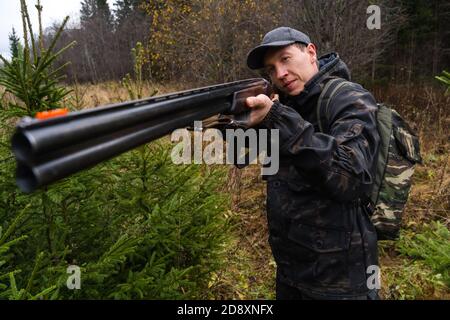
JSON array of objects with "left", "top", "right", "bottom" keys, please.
[{"left": 0, "top": 0, "right": 449, "bottom": 299}]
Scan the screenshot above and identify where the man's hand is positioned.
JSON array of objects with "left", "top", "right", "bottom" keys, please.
[{"left": 245, "top": 93, "right": 279, "bottom": 127}]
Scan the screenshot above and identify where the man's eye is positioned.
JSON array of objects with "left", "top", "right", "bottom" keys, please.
[{"left": 282, "top": 56, "right": 290, "bottom": 62}]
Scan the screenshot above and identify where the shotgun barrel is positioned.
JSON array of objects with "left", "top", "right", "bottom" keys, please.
[{"left": 11, "top": 78, "right": 272, "bottom": 193}]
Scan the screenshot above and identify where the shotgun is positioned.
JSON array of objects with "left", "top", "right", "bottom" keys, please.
[{"left": 11, "top": 78, "right": 272, "bottom": 193}]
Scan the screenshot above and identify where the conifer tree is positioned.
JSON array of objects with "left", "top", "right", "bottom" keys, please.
[
  {"left": 1, "top": 9, "right": 232, "bottom": 299},
  {"left": 8, "top": 28, "right": 22, "bottom": 60},
  {"left": 80, "top": 0, "right": 114, "bottom": 28},
  {"left": 114, "top": 0, "right": 133, "bottom": 27},
  {"left": 114, "top": 0, "right": 145, "bottom": 26}
]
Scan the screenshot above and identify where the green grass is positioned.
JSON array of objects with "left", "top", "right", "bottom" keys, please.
[
  {"left": 397, "top": 222, "right": 450, "bottom": 287},
  {"left": 380, "top": 221, "right": 450, "bottom": 299}
]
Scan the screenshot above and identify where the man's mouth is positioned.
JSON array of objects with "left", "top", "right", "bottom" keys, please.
[{"left": 284, "top": 80, "right": 297, "bottom": 90}]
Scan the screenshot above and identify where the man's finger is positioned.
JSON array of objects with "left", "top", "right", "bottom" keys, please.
[
  {"left": 245, "top": 96, "right": 257, "bottom": 108},
  {"left": 246, "top": 94, "right": 268, "bottom": 108}
]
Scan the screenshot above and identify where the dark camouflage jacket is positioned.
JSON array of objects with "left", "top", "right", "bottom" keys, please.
[{"left": 259, "top": 52, "right": 380, "bottom": 296}]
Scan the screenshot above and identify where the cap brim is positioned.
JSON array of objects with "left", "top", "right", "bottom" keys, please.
[{"left": 246, "top": 40, "right": 296, "bottom": 70}]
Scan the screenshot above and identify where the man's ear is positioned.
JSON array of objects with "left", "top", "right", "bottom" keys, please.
[
  {"left": 307, "top": 43, "right": 318, "bottom": 66},
  {"left": 307, "top": 43, "right": 317, "bottom": 54}
]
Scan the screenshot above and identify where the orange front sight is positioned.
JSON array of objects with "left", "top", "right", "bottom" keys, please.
[{"left": 35, "top": 108, "right": 69, "bottom": 120}]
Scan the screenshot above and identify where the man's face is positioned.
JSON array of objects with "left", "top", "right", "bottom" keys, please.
[{"left": 263, "top": 44, "right": 319, "bottom": 96}]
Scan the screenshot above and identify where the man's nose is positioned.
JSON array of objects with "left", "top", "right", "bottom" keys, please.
[{"left": 275, "top": 66, "right": 288, "bottom": 80}]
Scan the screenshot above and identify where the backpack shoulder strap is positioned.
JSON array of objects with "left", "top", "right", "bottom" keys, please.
[{"left": 316, "top": 77, "right": 352, "bottom": 133}]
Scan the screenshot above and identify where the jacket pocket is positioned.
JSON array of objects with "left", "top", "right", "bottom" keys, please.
[{"left": 287, "top": 222, "right": 351, "bottom": 254}]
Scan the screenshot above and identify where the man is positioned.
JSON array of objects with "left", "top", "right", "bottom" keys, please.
[{"left": 244, "top": 27, "right": 380, "bottom": 300}]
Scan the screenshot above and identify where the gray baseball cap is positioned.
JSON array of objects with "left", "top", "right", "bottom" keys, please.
[{"left": 246, "top": 27, "right": 311, "bottom": 70}]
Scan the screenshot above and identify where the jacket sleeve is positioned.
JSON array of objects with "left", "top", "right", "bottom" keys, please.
[{"left": 259, "top": 84, "right": 380, "bottom": 202}]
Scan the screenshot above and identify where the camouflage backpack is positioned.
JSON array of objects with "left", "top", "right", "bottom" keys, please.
[{"left": 317, "top": 78, "right": 422, "bottom": 240}]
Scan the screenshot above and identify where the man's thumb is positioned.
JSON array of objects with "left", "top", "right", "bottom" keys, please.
[{"left": 246, "top": 96, "right": 262, "bottom": 108}]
